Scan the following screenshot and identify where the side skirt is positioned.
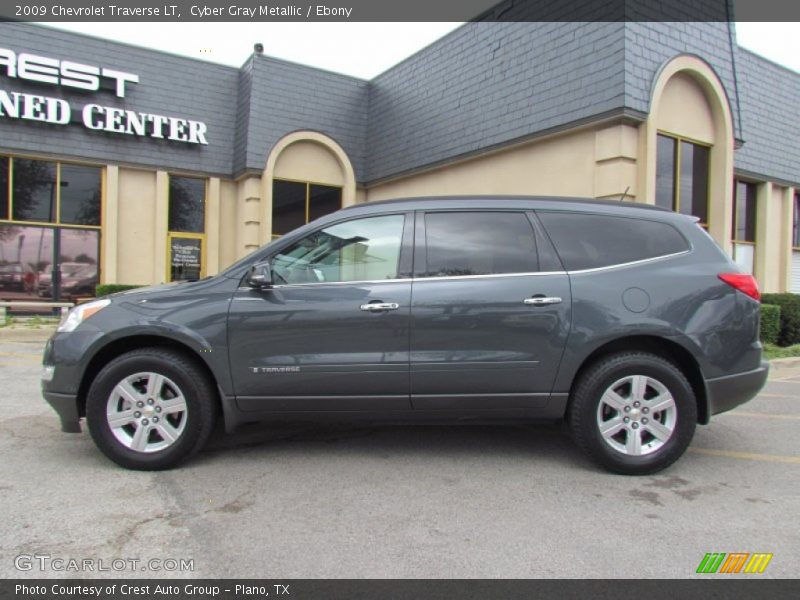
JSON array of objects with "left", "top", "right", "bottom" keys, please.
[{"left": 221, "top": 393, "right": 569, "bottom": 433}]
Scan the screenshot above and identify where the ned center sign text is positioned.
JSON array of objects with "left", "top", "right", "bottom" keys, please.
[{"left": 0, "top": 47, "right": 208, "bottom": 145}]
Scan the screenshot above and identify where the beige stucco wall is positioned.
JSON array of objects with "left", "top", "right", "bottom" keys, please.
[
  {"left": 753, "top": 183, "right": 796, "bottom": 293},
  {"left": 366, "top": 128, "right": 601, "bottom": 202},
  {"left": 777, "top": 186, "right": 795, "bottom": 292},
  {"left": 655, "top": 73, "right": 715, "bottom": 143},
  {"left": 365, "top": 122, "right": 645, "bottom": 203},
  {"left": 593, "top": 124, "right": 640, "bottom": 200},
  {"left": 116, "top": 168, "right": 157, "bottom": 285},
  {"left": 273, "top": 140, "right": 345, "bottom": 185},
  {"left": 218, "top": 179, "right": 238, "bottom": 269}
]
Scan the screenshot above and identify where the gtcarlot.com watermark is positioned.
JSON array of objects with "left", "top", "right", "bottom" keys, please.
[{"left": 15, "top": 553, "right": 194, "bottom": 573}]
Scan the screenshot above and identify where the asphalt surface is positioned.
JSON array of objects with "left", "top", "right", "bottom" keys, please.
[{"left": 1, "top": 334, "right": 798, "bottom": 579}]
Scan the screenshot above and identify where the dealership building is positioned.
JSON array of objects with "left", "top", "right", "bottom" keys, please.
[{"left": 0, "top": 16, "right": 799, "bottom": 303}]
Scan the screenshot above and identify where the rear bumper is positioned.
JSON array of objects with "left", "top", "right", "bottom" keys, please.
[
  {"left": 43, "top": 390, "right": 81, "bottom": 433},
  {"left": 705, "top": 360, "right": 769, "bottom": 418}
]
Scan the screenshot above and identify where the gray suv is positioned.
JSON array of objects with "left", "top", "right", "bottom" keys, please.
[{"left": 42, "top": 197, "right": 768, "bottom": 474}]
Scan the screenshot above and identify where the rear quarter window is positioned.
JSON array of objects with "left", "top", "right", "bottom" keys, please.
[{"left": 537, "top": 212, "right": 689, "bottom": 271}]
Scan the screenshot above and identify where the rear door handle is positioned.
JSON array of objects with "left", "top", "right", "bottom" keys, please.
[
  {"left": 524, "top": 296, "right": 562, "bottom": 306},
  {"left": 360, "top": 302, "right": 400, "bottom": 312}
]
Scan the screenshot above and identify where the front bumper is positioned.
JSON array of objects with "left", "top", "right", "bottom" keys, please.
[
  {"left": 43, "top": 390, "right": 81, "bottom": 433},
  {"left": 705, "top": 360, "right": 770, "bottom": 418}
]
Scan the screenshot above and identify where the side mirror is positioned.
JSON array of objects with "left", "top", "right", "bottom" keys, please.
[{"left": 246, "top": 262, "right": 273, "bottom": 289}]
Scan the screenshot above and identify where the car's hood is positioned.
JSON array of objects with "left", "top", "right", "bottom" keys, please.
[{"left": 111, "top": 280, "right": 194, "bottom": 299}]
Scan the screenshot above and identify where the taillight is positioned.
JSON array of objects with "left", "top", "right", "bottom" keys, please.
[{"left": 718, "top": 273, "right": 760, "bottom": 301}]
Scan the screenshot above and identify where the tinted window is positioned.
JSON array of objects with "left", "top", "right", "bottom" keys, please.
[
  {"left": 655, "top": 134, "right": 710, "bottom": 225},
  {"left": 168, "top": 176, "right": 205, "bottom": 233},
  {"left": 273, "top": 214, "right": 404, "bottom": 284},
  {"left": 12, "top": 159, "right": 57, "bottom": 222},
  {"left": 272, "top": 180, "right": 306, "bottom": 236},
  {"left": 59, "top": 228, "right": 100, "bottom": 299},
  {"left": 538, "top": 212, "right": 689, "bottom": 271},
  {"left": 679, "top": 141, "right": 709, "bottom": 224},
  {"left": 733, "top": 181, "right": 757, "bottom": 243},
  {"left": 422, "top": 212, "right": 538, "bottom": 277},
  {"left": 655, "top": 135, "right": 675, "bottom": 211},
  {"left": 794, "top": 193, "right": 800, "bottom": 248},
  {"left": 0, "top": 225, "right": 53, "bottom": 301},
  {"left": 308, "top": 184, "right": 342, "bottom": 222},
  {"left": 60, "top": 165, "right": 102, "bottom": 226}
]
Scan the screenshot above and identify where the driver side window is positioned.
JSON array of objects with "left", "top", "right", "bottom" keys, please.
[{"left": 272, "top": 214, "right": 405, "bottom": 284}]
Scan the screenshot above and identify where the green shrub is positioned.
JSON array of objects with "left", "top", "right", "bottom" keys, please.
[
  {"left": 759, "top": 304, "right": 780, "bottom": 345},
  {"left": 95, "top": 284, "right": 143, "bottom": 297},
  {"left": 763, "top": 343, "right": 800, "bottom": 360},
  {"left": 761, "top": 293, "right": 800, "bottom": 346}
]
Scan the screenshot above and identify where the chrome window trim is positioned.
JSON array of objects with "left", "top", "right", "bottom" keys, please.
[
  {"left": 268, "top": 278, "right": 414, "bottom": 289},
  {"left": 564, "top": 250, "right": 691, "bottom": 275},
  {"left": 269, "top": 271, "right": 567, "bottom": 288},
  {"left": 411, "top": 271, "right": 566, "bottom": 282}
]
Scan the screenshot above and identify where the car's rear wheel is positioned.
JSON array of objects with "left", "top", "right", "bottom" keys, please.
[
  {"left": 86, "top": 348, "right": 216, "bottom": 470},
  {"left": 568, "top": 352, "right": 697, "bottom": 475}
]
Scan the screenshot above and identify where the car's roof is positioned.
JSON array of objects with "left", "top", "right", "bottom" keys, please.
[{"left": 339, "top": 195, "right": 673, "bottom": 215}]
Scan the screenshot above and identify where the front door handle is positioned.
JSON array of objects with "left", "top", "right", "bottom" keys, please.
[
  {"left": 524, "top": 296, "right": 563, "bottom": 306},
  {"left": 360, "top": 302, "right": 400, "bottom": 312}
]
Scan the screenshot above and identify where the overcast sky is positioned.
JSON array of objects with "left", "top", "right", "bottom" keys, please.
[{"left": 38, "top": 21, "right": 799, "bottom": 79}]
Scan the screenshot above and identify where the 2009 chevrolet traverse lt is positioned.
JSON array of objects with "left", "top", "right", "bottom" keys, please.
[{"left": 42, "top": 197, "right": 768, "bottom": 474}]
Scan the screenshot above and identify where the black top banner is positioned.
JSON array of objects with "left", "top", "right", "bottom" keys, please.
[{"left": 1, "top": 0, "right": 800, "bottom": 22}]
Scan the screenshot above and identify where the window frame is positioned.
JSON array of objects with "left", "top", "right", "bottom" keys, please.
[
  {"left": 413, "top": 209, "right": 542, "bottom": 280},
  {"left": 0, "top": 155, "right": 103, "bottom": 230},
  {"left": 793, "top": 191, "right": 800, "bottom": 251},
  {"left": 656, "top": 132, "right": 712, "bottom": 228},
  {"left": 166, "top": 174, "right": 208, "bottom": 282},
  {"left": 262, "top": 210, "right": 414, "bottom": 288},
  {"left": 535, "top": 210, "right": 692, "bottom": 273},
  {"left": 732, "top": 179, "right": 758, "bottom": 245},
  {"left": 271, "top": 177, "right": 343, "bottom": 239}
]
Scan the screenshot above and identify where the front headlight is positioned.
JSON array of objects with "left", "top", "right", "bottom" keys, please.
[{"left": 57, "top": 298, "right": 111, "bottom": 333}]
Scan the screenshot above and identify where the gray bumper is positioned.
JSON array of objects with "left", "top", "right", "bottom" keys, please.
[
  {"left": 43, "top": 390, "right": 82, "bottom": 433},
  {"left": 705, "top": 360, "right": 770, "bottom": 418}
]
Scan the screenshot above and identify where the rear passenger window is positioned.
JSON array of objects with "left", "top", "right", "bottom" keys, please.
[
  {"left": 422, "top": 212, "right": 538, "bottom": 277},
  {"left": 537, "top": 212, "right": 689, "bottom": 271}
]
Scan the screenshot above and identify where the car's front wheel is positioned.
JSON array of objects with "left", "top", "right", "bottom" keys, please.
[
  {"left": 568, "top": 352, "right": 697, "bottom": 475},
  {"left": 86, "top": 348, "right": 216, "bottom": 470}
]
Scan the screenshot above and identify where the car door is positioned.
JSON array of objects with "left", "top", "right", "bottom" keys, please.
[
  {"left": 227, "top": 212, "right": 413, "bottom": 412},
  {"left": 410, "top": 210, "right": 571, "bottom": 410}
]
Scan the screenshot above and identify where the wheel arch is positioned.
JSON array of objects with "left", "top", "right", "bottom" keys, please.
[
  {"left": 567, "top": 335, "right": 710, "bottom": 424},
  {"left": 77, "top": 335, "right": 222, "bottom": 419}
]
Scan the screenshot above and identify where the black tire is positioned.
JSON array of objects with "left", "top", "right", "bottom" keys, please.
[
  {"left": 86, "top": 348, "right": 216, "bottom": 470},
  {"left": 568, "top": 352, "right": 697, "bottom": 475}
]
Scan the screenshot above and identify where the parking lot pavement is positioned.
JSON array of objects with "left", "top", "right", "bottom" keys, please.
[{"left": 1, "top": 336, "right": 798, "bottom": 579}]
